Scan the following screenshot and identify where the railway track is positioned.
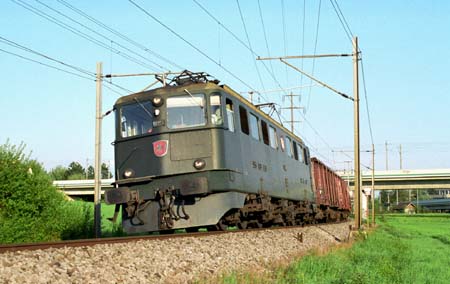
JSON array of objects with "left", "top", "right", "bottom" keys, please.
[
  {"left": 0, "top": 221, "right": 350, "bottom": 254},
  {"left": 0, "top": 221, "right": 352, "bottom": 284}
]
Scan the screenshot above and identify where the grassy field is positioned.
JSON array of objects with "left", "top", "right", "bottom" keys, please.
[{"left": 218, "top": 214, "right": 450, "bottom": 284}]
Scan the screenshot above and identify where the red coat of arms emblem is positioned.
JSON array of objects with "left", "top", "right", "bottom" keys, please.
[{"left": 153, "top": 140, "right": 168, "bottom": 157}]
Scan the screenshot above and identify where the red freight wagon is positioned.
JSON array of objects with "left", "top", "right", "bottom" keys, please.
[{"left": 311, "top": 158, "right": 351, "bottom": 215}]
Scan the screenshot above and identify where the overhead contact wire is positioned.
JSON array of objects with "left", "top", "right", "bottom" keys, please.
[
  {"left": 236, "top": 0, "right": 265, "bottom": 92},
  {"left": 56, "top": 0, "right": 183, "bottom": 71},
  {"left": 11, "top": 0, "right": 158, "bottom": 71},
  {"left": 0, "top": 47, "right": 94, "bottom": 81},
  {"left": 299, "top": 0, "right": 306, "bottom": 92},
  {"left": 0, "top": 35, "right": 94, "bottom": 76},
  {"left": 281, "top": 0, "right": 289, "bottom": 86},
  {"left": 128, "top": 0, "right": 259, "bottom": 95},
  {"left": 192, "top": 0, "right": 282, "bottom": 100},
  {"left": 305, "top": 0, "right": 322, "bottom": 115},
  {"left": 35, "top": 0, "right": 166, "bottom": 71},
  {"left": 329, "top": 0, "right": 354, "bottom": 45},
  {"left": 361, "top": 58, "right": 374, "bottom": 145},
  {"left": 257, "top": 0, "right": 275, "bottom": 78}
]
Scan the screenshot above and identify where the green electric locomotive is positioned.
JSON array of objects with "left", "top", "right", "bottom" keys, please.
[{"left": 105, "top": 71, "right": 327, "bottom": 234}]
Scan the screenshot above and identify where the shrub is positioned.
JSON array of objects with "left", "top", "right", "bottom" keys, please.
[
  {"left": 0, "top": 141, "right": 91, "bottom": 243},
  {"left": 59, "top": 201, "right": 94, "bottom": 240}
]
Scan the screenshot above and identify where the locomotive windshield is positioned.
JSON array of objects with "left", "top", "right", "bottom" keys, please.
[
  {"left": 167, "top": 93, "right": 206, "bottom": 129},
  {"left": 120, "top": 100, "right": 153, "bottom": 138}
]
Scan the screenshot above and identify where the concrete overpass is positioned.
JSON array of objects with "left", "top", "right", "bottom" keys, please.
[
  {"left": 338, "top": 169, "right": 450, "bottom": 191},
  {"left": 53, "top": 179, "right": 114, "bottom": 197}
]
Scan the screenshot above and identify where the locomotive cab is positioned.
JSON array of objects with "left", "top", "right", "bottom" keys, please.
[{"left": 114, "top": 85, "right": 237, "bottom": 186}]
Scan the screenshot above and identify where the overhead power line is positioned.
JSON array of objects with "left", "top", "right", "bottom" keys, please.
[
  {"left": 56, "top": 0, "right": 183, "bottom": 71},
  {"left": 281, "top": 0, "right": 289, "bottom": 85},
  {"left": 192, "top": 0, "right": 283, "bottom": 102},
  {"left": 361, "top": 57, "right": 374, "bottom": 145},
  {"left": 128, "top": 0, "right": 259, "bottom": 94},
  {"left": 299, "top": 0, "right": 306, "bottom": 90},
  {"left": 11, "top": 0, "right": 158, "bottom": 71},
  {"left": 0, "top": 35, "right": 94, "bottom": 77},
  {"left": 103, "top": 83, "right": 128, "bottom": 96},
  {"left": 34, "top": 0, "right": 167, "bottom": 71},
  {"left": 0, "top": 47, "right": 94, "bottom": 81},
  {"left": 329, "top": 0, "right": 354, "bottom": 45},
  {"left": 0, "top": 37, "right": 133, "bottom": 95},
  {"left": 305, "top": 0, "right": 322, "bottom": 115},
  {"left": 106, "top": 81, "right": 134, "bottom": 94},
  {"left": 236, "top": 0, "right": 265, "bottom": 92},
  {"left": 257, "top": 0, "right": 275, "bottom": 77}
]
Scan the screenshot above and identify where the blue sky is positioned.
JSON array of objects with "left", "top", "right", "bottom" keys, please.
[{"left": 1, "top": 0, "right": 449, "bottom": 171}]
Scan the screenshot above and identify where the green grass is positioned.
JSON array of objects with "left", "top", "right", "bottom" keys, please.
[
  {"left": 217, "top": 214, "right": 450, "bottom": 284},
  {"left": 99, "top": 202, "right": 125, "bottom": 237},
  {"left": 58, "top": 201, "right": 125, "bottom": 240}
]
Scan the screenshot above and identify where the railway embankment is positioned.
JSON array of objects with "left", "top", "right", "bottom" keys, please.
[{"left": 0, "top": 221, "right": 351, "bottom": 283}]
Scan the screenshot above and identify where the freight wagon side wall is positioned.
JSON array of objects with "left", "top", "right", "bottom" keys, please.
[{"left": 311, "top": 158, "right": 350, "bottom": 210}]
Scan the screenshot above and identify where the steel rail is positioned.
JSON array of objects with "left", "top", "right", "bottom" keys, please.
[{"left": 0, "top": 221, "right": 350, "bottom": 254}]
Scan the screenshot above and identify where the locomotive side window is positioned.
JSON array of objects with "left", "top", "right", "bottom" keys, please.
[
  {"left": 167, "top": 94, "right": 206, "bottom": 129},
  {"left": 293, "top": 141, "right": 299, "bottom": 160},
  {"left": 285, "top": 136, "right": 293, "bottom": 157},
  {"left": 249, "top": 113, "right": 260, "bottom": 140},
  {"left": 297, "top": 144, "right": 305, "bottom": 163},
  {"left": 120, "top": 101, "right": 153, "bottom": 138},
  {"left": 269, "top": 126, "right": 278, "bottom": 149},
  {"left": 225, "top": 98, "right": 235, "bottom": 132},
  {"left": 304, "top": 147, "right": 310, "bottom": 165},
  {"left": 239, "top": 106, "right": 249, "bottom": 135},
  {"left": 210, "top": 94, "right": 223, "bottom": 126},
  {"left": 261, "top": 120, "right": 269, "bottom": 145},
  {"left": 280, "top": 135, "right": 285, "bottom": 152}
]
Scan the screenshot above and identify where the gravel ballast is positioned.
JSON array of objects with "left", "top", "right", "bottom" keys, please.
[{"left": 0, "top": 221, "right": 352, "bottom": 283}]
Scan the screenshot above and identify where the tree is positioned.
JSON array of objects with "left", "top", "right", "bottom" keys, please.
[
  {"left": 66, "top": 162, "right": 86, "bottom": 180},
  {"left": 49, "top": 165, "right": 68, "bottom": 180},
  {"left": 87, "top": 165, "right": 94, "bottom": 179},
  {"left": 101, "top": 163, "right": 112, "bottom": 179}
]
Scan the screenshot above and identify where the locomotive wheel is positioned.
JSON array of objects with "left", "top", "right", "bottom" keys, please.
[
  {"left": 237, "top": 221, "right": 248, "bottom": 230},
  {"left": 186, "top": 227, "right": 199, "bottom": 233},
  {"left": 206, "top": 225, "right": 218, "bottom": 232},
  {"left": 160, "top": 229, "right": 175, "bottom": 234},
  {"left": 248, "top": 221, "right": 263, "bottom": 228},
  {"left": 216, "top": 219, "right": 228, "bottom": 231}
]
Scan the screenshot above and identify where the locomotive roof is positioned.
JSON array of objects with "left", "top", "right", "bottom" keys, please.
[
  {"left": 114, "top": 82, "right": 305, "bottom": 145},
  {"left": 114, "top": 82, "right": 220, "bottom": 105}
]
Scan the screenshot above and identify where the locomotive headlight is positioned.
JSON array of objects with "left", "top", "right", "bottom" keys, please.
[
  {"left": 123, "top": 169, "right": 135, "bottom": 178},
  {"left": 154, "top": 109, "right": 160, "bottom": 116},
  {"left": 193, "top": 159, "right": 206, "bottom": 170},
  {"left": 152, "top": 96, "right": 163, "bottom": 107}
]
